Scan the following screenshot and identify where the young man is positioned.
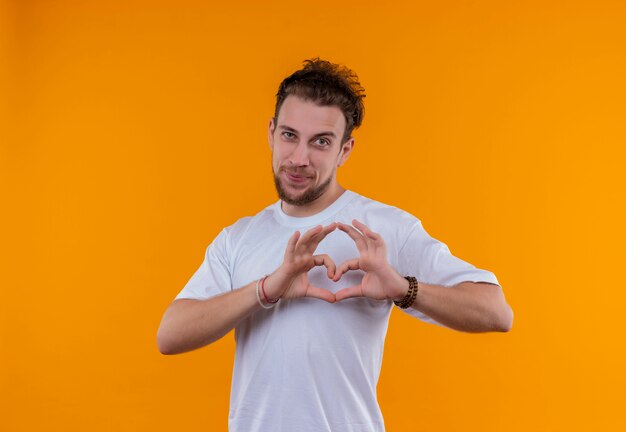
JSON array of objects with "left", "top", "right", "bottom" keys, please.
[{"left": 157, "top": 58, "right": 513, "bottom": 432}]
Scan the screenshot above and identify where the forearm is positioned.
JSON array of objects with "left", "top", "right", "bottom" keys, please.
[
  {"left": 157, "top": 280, "right": 262, "bottom": 355},
  {"left": 157, "top": 225, "right": 340, "bottom": 355},
  {"left": 410, "top": 281, "right": 513, "bottom": 333}
]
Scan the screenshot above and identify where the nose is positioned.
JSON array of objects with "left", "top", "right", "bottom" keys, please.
[{"left": 288, "top": 140, "right": 309, "bottom": 167}]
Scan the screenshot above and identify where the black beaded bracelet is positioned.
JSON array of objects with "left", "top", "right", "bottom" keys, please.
[{"left": 393, "top": 276, "right": 419, "bottom": 309}]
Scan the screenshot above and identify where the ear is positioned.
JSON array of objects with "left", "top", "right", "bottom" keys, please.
[
  {"left": 268, "top": 117, "right": 276, "bottom": 151},
  {"left": 337, "top": 137, "right": 355, "bottom": 167}
]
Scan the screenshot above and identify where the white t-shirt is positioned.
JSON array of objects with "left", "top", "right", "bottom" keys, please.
[{"left": 175, "top": 190, "right": 499, "bottom": 432}]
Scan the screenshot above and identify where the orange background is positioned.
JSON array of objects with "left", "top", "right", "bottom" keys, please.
[{"left": 1, "top": 0, "right": 625, "bottom": 430}]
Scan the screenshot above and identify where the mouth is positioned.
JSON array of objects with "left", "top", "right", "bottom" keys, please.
[
  {"left": 281, "top": 168, "right": 313, "bottom": 184},
  {"left": 286, "top": 172, "right": 308, "bottom": 182}
]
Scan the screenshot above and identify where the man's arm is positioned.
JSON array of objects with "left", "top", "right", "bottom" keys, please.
[
  {"left": 157, "top": 281, "right": 261, "bottom": 355},
  {"left": 157, "top": 223, "right": 338, "bottom": 355},
  {"left": 407, "top": 281, "right": 513, "bottom": 332},
  {"left": 333, "top": 220, "right": 513, "bottom": 333}
]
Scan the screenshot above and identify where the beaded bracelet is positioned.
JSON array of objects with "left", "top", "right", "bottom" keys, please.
[{"left": 393, "top": 276, "right": 419, "bottom": 309}]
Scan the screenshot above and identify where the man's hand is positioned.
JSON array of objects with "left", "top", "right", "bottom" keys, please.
[
  {"left": 265, "top": 223, "right": 338, "bottom": 303},
  {"left": 333, "top": 220, "right": 408, "bottom": 302}
]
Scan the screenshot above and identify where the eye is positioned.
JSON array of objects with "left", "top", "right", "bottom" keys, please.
[
  {"left": 314, "top": 138, "right": 330, "bottom": 147},
  {"left": 281, "top": 131, "right": 296, "bottom": 140}
]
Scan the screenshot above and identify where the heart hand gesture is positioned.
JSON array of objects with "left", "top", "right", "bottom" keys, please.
[
  {"left": 265, "top": 223, "right": 338, "bottom": 303},
  {"left": 333, "top": 220, "right": 409, "bottom": 302}
]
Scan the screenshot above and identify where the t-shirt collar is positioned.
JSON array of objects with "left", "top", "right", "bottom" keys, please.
[{"left": 272, "top": 190, "right": 357, "bottom": 228}]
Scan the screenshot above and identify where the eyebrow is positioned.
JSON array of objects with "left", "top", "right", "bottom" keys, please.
[{"left": 278, "top": 125, "right": 337, "bottom": 139}]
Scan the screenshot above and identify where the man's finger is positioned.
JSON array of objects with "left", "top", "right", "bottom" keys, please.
[
  {"left": 285, "top": 230, "right": 301, "bottom": 255},
  {"left": 322, "top": 222, "right": 338, "bottom": 235},
  {"left": 305, "top": 286, "right": 336, "bottom": 303},
  {"left": 301, "top": 225, "right": 324, "bottom": 241},
  {"left": 312, "top": 254, "right": 336, "bottom": 279},
  {"left": 307, "top": 222, "right": 338, "bottom": 251},
  {"left": 335, "top": 286, "right": 364, "bottom": 301},
  {"left": 337, "top": 223, "right": 368, "bottom": 252},
  {"left": 352, "top": 220, "right": 381, "bottom": 243},
  {"left": 295, "top": 225, "right": 324, "bottom": 250},
  {"left": 333, "top": 258, "right": 360, "bottom": 281}
]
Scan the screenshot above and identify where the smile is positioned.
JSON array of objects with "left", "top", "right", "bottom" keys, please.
[
  {"left": 286, "top": 172, "right": 308, "bottom": 182},
  {"left": 282, "top": 169, "right": 313, "bottom": 185}
]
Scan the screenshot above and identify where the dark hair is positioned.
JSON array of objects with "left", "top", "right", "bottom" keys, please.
[{"left": 273, "top": 58, "right": 366, "bottom": 144}]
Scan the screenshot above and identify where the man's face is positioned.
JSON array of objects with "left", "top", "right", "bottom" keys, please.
[{"left": 268, "top": 95, "right": 354, "bottom": 207}]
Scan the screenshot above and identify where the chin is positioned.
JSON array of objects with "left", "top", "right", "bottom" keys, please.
[
  {"left": 280, "top": 189, "right": 313, "bottom": 206},
  {"left": 274, "top": 172, "right": 332, "bottom": 207}
]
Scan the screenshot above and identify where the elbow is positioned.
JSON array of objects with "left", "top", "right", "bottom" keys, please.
[
  {"left": 488, "top": 284, "right": 513, "bottom": 332},
  {"left": 157, "top": 326, "right": 179, "bottom": 355},
  {"left": 157, "top": 340, "right": 173, "bottom": 356},
  {"left": 478, "top": 284, "right": 513, "bottom": 333},
  {"left": 494, "top": 303, "right": 514, "bottom": 332},
  {"left": 157, "top": 331, "right": 172, "bottom": 355},
  {"left": 157, "top": 301, "right": 189, "bottom": 355}
]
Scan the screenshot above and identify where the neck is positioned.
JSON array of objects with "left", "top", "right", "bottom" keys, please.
[{"left": 281, "top": 183, "right": 346, "bottom": 217}]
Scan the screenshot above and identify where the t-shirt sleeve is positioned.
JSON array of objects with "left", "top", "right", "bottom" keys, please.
[
  {"left": 174, "top": 228, "right": 233, "bottom": 300},
  {"left": 396, "top": 219, "right": 500, "bottom": 326}
]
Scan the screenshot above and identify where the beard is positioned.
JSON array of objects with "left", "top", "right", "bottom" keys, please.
[{"left": 273, "top": 167, "right": 333, "bottom": 206}]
